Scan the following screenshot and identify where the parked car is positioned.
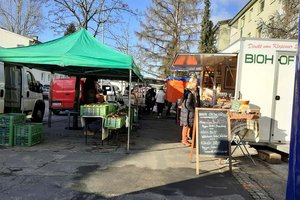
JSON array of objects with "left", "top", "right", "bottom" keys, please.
[
  {"left": 42, "top": 84, "right": 50, "bottom": 99},
  {"left": 102, "top": 84, "right": 122, "bottom": 102}
]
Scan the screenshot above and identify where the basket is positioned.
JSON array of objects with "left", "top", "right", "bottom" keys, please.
[
  {"left": 14, "top": 123, "right": 43, "bottom": 146},
  {"left": 0, "top": 113, "right": 26, "bottom": 146}
]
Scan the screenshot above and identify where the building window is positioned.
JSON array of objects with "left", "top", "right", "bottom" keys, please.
[
  {"left": 41, "top": 72, "right": 44, "bottom": 81},
  {"left": 248, "top": 32, "right": 251, "bottom": 37},
  {"left": 249, "top": 8, "right": 253, "bottom": 21},
  {"left": 257, "top": 26, "right": 262, "bottom": 38},
  {"left": 26, "top": 71, "right": 36, "bottom": 92},
  {"left": 48, "top": 74, "right": 51, "bottom": 81},
  {"left": 241, "top": 16, "right": 245, "bottom": 28},
  {"left": 259, "top": 0, "right": 265, "bottom": 13}
]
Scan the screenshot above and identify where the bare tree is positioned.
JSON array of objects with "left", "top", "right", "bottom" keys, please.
[
  {"left": 46, "top": 0, "right": 137, "bottom": 37},
  {"left": 0, "top": 0, "right": 44, "bottom": 36},
  {"left": 260, "top": 0, "right": 299, "bottom": 39},
  {"left": 136, "top": 0, "right": 202, "bottom": 78}
]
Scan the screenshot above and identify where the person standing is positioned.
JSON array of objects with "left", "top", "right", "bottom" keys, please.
[
  {"left": 145, "top": 88, "right": 156, "bottom": 114},
  {"left": 180, "top": 77, "right": 197, "bottom": 146},
  {"left": 83, "top": 77, "right": 98, "bottom": 104},
  {"left": 155, "top": 86, "right": 165, "bottom": 118}
]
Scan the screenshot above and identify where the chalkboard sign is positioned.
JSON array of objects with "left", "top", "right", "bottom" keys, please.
[{"left": 197, "top": 108, "right": 230, "bottom": 156}]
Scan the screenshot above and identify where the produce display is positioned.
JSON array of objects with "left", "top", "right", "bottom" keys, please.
[
  {"left": 104, "top": 113, "right": 126, "bottom": 129},
  {"left": 81, "top": 104, "right": 137, "bottom": 130},
  {"left": 80, "top": 103, "right": 118, "bottom": 117}
]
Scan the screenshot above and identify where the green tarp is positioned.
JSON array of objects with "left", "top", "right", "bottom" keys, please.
[{"left": 0, "top": 29, "right": 142, "bottom": 80}]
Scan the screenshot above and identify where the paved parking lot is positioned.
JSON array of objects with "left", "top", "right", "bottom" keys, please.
[{"left": 0, "top": 111, "right": 287, "bottom": 199}]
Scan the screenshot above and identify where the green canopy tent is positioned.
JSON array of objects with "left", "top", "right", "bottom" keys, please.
[
  {"left": 0, "top": 28, "right": 142, "bottom": 80},
  {"left": 0, "top": 28, "right": 143, "bottom": 152}
]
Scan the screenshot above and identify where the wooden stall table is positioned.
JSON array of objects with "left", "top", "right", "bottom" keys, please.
[{"left": 229, "top": 112, "right": 260, "bottom": 165}]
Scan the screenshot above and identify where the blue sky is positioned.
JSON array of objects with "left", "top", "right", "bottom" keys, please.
[{"left": 39, "top": 0, "right": 249, "bottom": 44}]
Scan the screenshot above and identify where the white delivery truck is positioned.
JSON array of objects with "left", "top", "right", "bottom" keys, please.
[
  {"left": 222, "top": 38, "right": 297, "bottom": 146},
  {"left": 0, "top": 62, "right": 45, "bottom": 122}
]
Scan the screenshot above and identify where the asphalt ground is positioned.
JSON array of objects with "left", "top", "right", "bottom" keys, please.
[{"left": 0, "top": 110, "right": 287, "bottom": 199}]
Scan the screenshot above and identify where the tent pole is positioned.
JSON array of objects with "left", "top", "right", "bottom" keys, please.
[
  {"left": 127, "top": 69, "right": 132, "bottom": 153},
  {"left": 73, "top": 76, "right": 80, "bottom": 129},
  {"left": 48, "top": 72, "right": 54, "bottom": 128}
]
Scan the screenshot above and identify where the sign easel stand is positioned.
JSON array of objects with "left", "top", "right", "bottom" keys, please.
[{"left": 192, "top": 108, "right": 232, "bottom": 175}]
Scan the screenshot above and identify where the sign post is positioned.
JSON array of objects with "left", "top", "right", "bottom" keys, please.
[{"left": 195, "top": 108, "right": 232, "bottom": 175}]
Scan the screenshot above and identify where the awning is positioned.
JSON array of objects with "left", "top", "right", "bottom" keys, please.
[{"left": 171, "top": 53, "right": 238, "bottom": 71}]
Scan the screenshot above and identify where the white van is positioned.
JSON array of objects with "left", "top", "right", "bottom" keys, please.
[{"left": 0, "top": 62, "right": 45, "bottom": 122}]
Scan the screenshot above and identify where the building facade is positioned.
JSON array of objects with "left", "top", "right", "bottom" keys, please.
[
  {"left": 214, "top": 0, "right": 283, "bottom": 51},
  {"left": 213, "top": 20, "right": 231, "bottom": 51},
  {"left": 0, "top": 27, "right": 66, "bottom": 85}
]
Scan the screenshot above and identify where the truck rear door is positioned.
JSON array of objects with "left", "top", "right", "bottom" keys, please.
[
  {"left": 51, "top": 78, "right": 76, "bottom": 110},
  {"left": 271, "top": 51, "right": 296, "bottom": 143},
  {"left": 0, "top": 62, "right": 5, "bottom": 113},
  {"left": 62, "top": 78, "right": 76, "bottom": 109}
]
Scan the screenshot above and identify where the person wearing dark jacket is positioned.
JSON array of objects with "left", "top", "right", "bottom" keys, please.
[
  {"left": 180, "top": 77, "right": 197, "bottom": 146},
  {"left": 145, "top": 88, "right": 156, "bottom": 114}
]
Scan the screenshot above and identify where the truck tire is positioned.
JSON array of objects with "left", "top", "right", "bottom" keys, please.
[
  {"left": 52, "top": 110, "right": 60, "bottom": 115},
  {"left": 32, "top": 100, "right": 45, "bottom": 123}
]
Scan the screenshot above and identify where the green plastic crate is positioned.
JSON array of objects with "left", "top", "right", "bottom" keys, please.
[
  {"left": 0, "top": 113, "right": 26, "bottom": 146},
  {"left": 0, "top": 113, "right": 26, "bottom": 127},
  {"left": 14, "top": 123, "right": 43, "bottom": 147},
  {"left": 107, "top": 103, "right": 118, "bottom": 114},
  {"left": 104, "top": 116, "right": 125, "bottom": 129},
  {"left": 0, "top": 126, "right": 13, "bottom": 146},
  {"left": 80, "top": 105, "right": 109, "bottom": 116}
]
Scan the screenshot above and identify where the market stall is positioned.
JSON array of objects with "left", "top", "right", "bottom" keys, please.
[
  {"left": 0, "top": 28, "right": 143, "bottom": 151},
  {"left": 171, "top": 53, "right": 262, "bottom": 168},
  {"left": 171, "top": 53, "right": 238, "bottom": 108}
]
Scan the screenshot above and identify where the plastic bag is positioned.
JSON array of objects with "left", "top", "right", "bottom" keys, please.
[{"left": 153, "top": 105, "right": 157, "bottom": 112}]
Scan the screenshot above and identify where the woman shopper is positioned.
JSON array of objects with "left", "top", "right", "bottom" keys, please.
[
  {"left": 155, "top": 86, "right": 165, "bottom": 118},
  {"left": 180, "top": 77, "right": 197, "bottom": 146}
]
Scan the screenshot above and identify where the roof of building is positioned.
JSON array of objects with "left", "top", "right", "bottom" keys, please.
[
  {"left": 228, "top": 0, "right": 257, "bottom": 25},
  {"left": 0, "top": 27, "right": 40, "bottom": 43}
]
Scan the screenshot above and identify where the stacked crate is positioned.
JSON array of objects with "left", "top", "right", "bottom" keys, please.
[
  {"left": 14, "top": 123, "right": 43, "bottom": 147},
  {"left": 0, "top": 113, "right": 26, "bottom": 146}
]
